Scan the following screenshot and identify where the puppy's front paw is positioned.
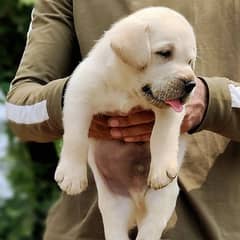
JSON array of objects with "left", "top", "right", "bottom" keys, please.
[
  {"left": 147, "top": 163, "right": 177, "bottom": 190},
  {"left": 54, "top": 159, "right": 88, "bottom": 195}
]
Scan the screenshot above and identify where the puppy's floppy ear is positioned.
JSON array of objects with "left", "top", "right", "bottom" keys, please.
[{"left": 110, "top": 20, "right": 150, "bottom": 70}]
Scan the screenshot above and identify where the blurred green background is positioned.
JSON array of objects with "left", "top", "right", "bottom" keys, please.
[{"left": 0, "top": 0, "right": 60, "bottom": 239}]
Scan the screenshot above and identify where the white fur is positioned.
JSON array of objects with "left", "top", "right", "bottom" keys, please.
[{"left": 55, "top": 7, "right": 196, "bottom": 240}]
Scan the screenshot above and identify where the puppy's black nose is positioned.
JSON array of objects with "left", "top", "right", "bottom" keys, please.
[
  {"left": 142, "top": 84, "right": 152, "bottom": 94},
  {"left": 184, "top": 80, "right": 196, "bottom": 93}
]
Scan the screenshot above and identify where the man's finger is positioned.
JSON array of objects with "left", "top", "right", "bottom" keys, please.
[
  {"left": 124, "top": 134, "right": 151, "bottom": 142},
  {"left": 110, "top": 123, "right": 153, "bottom": 138},
  {"left": 108, "top": 111, "right": 154, "bottom": 127},
  {"left": 92, "top": 114, "right": 110, "bottom": 127},
  {"left": 88, "top": 128, "right": 112, "bottom": 139}
]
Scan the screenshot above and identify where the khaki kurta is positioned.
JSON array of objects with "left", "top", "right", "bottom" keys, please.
[{"left": 6, "top": 0, "right": 240, "bottom": 239}]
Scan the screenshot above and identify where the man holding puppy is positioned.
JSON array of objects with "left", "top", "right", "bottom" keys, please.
[{"left": 6, "top": 0, "right": 240, "bottom": 239}]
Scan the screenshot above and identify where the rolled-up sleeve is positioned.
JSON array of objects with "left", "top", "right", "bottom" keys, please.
[
  {"left": 195, "top": 77, "right": 240, "bottom": 142},
  {"left": 6, "top": 0, "right": 79, "bottom": 142}
]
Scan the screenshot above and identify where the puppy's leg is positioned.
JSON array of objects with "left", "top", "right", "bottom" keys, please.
[
  {"left": 88, "top": 142, "right": 133, "bottom": 240},
  {"left": 100, "top": 191, "right": 133, "bottom": 240},
  {"left": 55, "top": 74, "right": 95, "bottom": 195},
  {"left": 148, "top": 109, "right": 184, "bottom": 189},
  {"left": 136, "top": 180, "right": 179, "bottom": 240}
]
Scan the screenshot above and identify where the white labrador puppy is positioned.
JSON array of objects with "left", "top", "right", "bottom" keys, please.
[{"left": 55, "top": 7, "right": 197, "bottom": 240}]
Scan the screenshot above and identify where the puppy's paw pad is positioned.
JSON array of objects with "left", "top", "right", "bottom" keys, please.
[
  {"left": 147, "top": 165, "right": 178, "bottom": 189},
  {"left": 166, "top": 167, "right": 177, "bottom": 180},
  {"left": 54, "top": 169, "right": 64, "bottom": 183},
  {"left": 147, "top": 175, "right": 169, "bottom": 190},
  {"left": 54, "top": 162, "right": 88, "bottom": 195}
]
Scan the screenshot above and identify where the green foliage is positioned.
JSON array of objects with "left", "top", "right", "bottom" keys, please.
[
  {"left": 0, "top": 1, "right": 61, "bottom": 239},
  {"left": 0, "top": 139, "right": 35, "bottom": 240},
  {"left": 20, "top": 0, "right": 35, "bottom": 5},
  {"left": 0, "top": 0, "right": 34, "bottom": 94},
  {"left": 0, "top": 126, "right": 60, "bottom": 240}
]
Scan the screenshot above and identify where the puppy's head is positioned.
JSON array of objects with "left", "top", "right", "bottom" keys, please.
[{"left": 110, "top": 7, "right": 197, "bottom": 112}]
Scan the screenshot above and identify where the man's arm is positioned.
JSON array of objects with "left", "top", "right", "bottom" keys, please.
[{"left": 6, "top": 0, "right": 79, "bottom": 142}]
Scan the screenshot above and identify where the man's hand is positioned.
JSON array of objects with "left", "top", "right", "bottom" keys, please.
[
  {"left": 107, "top": 108, "right": 155, "bottom": 142},
  {"left": 89, "top": 77, "right": 208, "bottom": 142},
  {"left": 89, "top": 108, "right": 155, "bottom": 142},
  {"left": 181, "top": 77, "right": 208, "bottom": 133}
]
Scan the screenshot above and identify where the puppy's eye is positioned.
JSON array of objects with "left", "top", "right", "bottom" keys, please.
[{"left": 155, "top": 50, "right": 172, "bottom": 58}]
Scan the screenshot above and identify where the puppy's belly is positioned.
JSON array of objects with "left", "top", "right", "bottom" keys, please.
[{"left": 93, "top": 140, "right": 150, "bottom": 195}]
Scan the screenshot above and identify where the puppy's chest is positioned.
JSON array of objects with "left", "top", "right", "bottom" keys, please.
[{"left": 93, "top": 88, "right": 145, "bottom": 114}]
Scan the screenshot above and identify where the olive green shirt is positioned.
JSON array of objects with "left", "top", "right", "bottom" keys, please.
[{"left": 6, "top": 0, "right": 240, "bottom": 239}]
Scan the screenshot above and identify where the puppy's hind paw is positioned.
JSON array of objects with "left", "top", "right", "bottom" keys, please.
[{"left": 54, "top": 162, "right": 88, "bottom": 195}]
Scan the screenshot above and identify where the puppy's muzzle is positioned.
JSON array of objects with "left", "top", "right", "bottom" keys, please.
[
  {"left": 142, "top": 80, "right": 196, "bottom": 96},
  {"left": 141, "top": 78, "right": 196, "bottom": 110}
]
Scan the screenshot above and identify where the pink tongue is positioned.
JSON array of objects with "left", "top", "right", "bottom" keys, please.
[{"left": 165, "top": 99, "right": 183, "bottom": 112}]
